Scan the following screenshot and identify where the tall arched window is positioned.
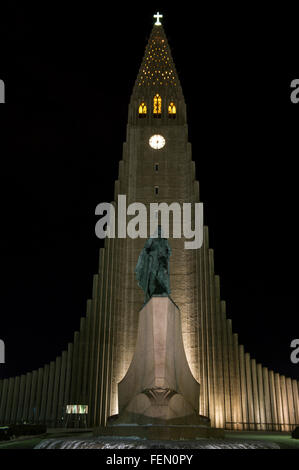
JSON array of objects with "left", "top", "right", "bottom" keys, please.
[
  {"left": 153, "top": 94, "right": 162, "bottom": 117},
  {"left": 138, "top": 101, "right": 147, "bottom": 117},
  {"left": 168, "top": 101, "right": 176, "bottom": 118}
]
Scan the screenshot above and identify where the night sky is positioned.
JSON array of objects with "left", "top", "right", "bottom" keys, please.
[{"left": 0, "top": 3, "right": 298, "bottom": 382}]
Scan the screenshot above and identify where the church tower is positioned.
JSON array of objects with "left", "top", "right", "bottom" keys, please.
[{"left": 0, "top": 14, "right": 298, "bottom": 432}]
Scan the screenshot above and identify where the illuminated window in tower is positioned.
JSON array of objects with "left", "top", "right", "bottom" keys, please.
[
  {"left": 138, "top": 102, "right": 147, "bottom": 118},
  {"left": 168, "top": 102, "right": 176, "bottom": 118},
  {"left": 153, "top": 94, "right": 162, "bottom": 118}
]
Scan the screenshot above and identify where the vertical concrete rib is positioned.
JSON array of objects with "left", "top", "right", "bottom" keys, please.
[
  {"left": 268, "top": 370, "right": 278, "bottom": 431},
  {"left": 39, "top": 365, "right": 49, "bottom": 424},
  {"left": 207, "top": 249, "right": 219, "bottom": 428},
  {"left": 214, "top": 275, "right": 225, "bottom": 428},
  {"left": 96, "top": 243, "right": 110, "bottom": 425},
  {"left": 202, "top": 227, "right": 215, "bottom": 423},
  {"left": 251, "top": 359, "right": 261, "bottom": 430},
  {"left": 292, "top": 379, "right": 299, "bottom": 426},
  {"left": 76, "top": 317, "right": 86, "bottom": 404},
  {"left": 221, "top": 302, "right": 231, "bottom": 429},
  {"left": 256, "top": 364, "right": 266, "bottom": 430},
  {"left": 70, "top": 331, "right": 80, "bottom": 404},
  {"left": 34, "top": 368, "right": 43, "bottom": 424},
  {"left": 227, "top": 319, "right": 238, "bottom": 429},
  {"left": 108, "top": 236, "right": 119, "bottom": 419},
  {"left": 10, "top": 376, "right": 20, "bottom": 424},
  {"left": 28, "top": 370, "right": 38, "bottom": 423},
  {"left": 22, "top": 372, "right": 32, "bottom": 423},
  {"left": 87, "top": 274, "right": 100, "bottom": 426},
  {"left": 103, "top": 237, "right": 117, "bottom": 425},
  {"left": 274, "top": 373, "right": 284, "bottom": 431},
  {"left": 91, "top": 248, "right": 105, "bottom": 426},
  {"left": 4, "top": 378, "right": 14, "bottom": 424},
  {"left": 16, "top": 375, "right": 26, "bottom": 424},
  {"left": 51, "top": 356, "right": 61, "bottom": 426},
  {"left": 286, "top": 377, "right": 295, "bottom": 428},
  {"left": 233, "top": 333, "right": 242, "bottom": 430},
  {"left": 57, "top": 351, "right": 67, "bottom": 426},
  {"left": 81, "top": 300, "right": 92, "bottom": 406},
  {"left": 263, "top": 368, "right": 272, "bottom": 430},
  {"left": 0, "top": 378, "right": 8, "bottom": 423},
  {"left": 280, "top": 375, "right": 290, "bottom": 431},
  {"left": 245, "top": 353, "right": 254, "bottom": 430},
  {"left": 63, "top": 343, "right": 73, "bottom": 413},
  {"left": 45, "top": 361, "right": 55, "bottom": 426},
  {"left": 198, "top": 241, "right": 208, "bottom": 417}
]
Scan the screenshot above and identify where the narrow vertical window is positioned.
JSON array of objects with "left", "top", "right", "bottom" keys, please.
[
  {"left": 138, "top": 101, "right": 147, "bottom": 117},
  {"left": 154, "top": 186, "right": 159, "bottom": 195},
  {"left": 153, "top": 94, "right": 162, "bottom": 117},
  {"left": 168, "top": 101, "right": 176, "bottom": 118},
  {"left": 154, "top": 163, "right": 159, "bottom": 172}
]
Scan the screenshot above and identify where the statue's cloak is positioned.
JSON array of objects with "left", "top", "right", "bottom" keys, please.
[{"left": 135, "top": 238, "right": 153, "bottom": 295}]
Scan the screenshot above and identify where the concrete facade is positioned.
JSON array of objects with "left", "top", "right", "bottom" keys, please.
[{"left": 0, "top": 23, "right": 298, "bottom": 431}]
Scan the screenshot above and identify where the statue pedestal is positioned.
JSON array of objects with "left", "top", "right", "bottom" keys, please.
[
  {"left": 94, "top": 296, "right": 224, "bottom": 439},
  {"left": 114, "top": 296, "right": 207, "bottom": 426}
]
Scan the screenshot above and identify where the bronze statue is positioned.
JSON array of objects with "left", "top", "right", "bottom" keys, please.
[{"left": 135, "top": 226, "right": 171, "bottom": 303}]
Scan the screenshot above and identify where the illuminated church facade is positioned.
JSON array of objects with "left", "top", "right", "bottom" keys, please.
[{"left": 0, "top": 14, "right": 299, "bottom": 431}]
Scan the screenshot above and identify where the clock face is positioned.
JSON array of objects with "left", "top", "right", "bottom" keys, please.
[{"left": 149, "top": 134, "right": 166, "bottom": 150}]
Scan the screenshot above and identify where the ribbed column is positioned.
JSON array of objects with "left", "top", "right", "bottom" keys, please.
[
  {"left": 274, "top": 373, "right": 284, "bottom": 431},
  {"left": 87, "top": 274, "right": 99, "bottom": 426},
  {"left": 256, "top": 364, "right": 266, "bottom": 430},
  {"left": 51, "top": 356, "right": 61, "bottom": 426},
  {"left": 108, "top": 236, "right": 119, "bottom": 419},
  {"left": 286, "top": 377, "right": 295, "bottom": 428},
  {"left": 268, "top": 370, "right": 278, "bottom": 431},
  {"left": 207, "top": 248, "right": 218, "bottom": 428},
  {"left": 0, "top": 378, "right": 8, "bottom": 423},
  {"left": 227, "top": 319, "right": 238, "bottom": 429},
  {"left": 214, "top": 275, "right": 225, "bottom": 428},
  {"left": 39, "top": 365, "right": 49, "bottom": 423},
  {"left": 251, "top": 359, "right": 260, "bottom": 430},
  {"left": 245, "top": 353, "right": 254, "bottom": 430},
  {"left": 292, "top": 379, "right": 299, "bottom": 426},
  {"left": 22, "top": 372, "right": 32, "bottom": 423},
  {"left": 0, "top": 381, "right": 2, "bottom": 409},
  {"left": 115, "top": 237, "right": 128, "bottom": 406},
  {"left": 203, "top": 227, "right": 215, "bottom": 424},
  {"left": 16, "top": 375, "right": 26, "bottom": 424},
  {"left": 35, "top": 368, "right": 43, "bottom": 424},
  {"left": 98, "top": 239, "right": 114, "bottom": 425},
  {"left": 198, "top": 242, "right": 208, "bottom": 417},
  {"left": 263, "top": 368, "right": 272, "bottom": 430},
  {"left": 91, "top": 248, "right": 105, "bottom": 426},
  {"left": 10, "top": 376, "right": 20, "bottom": 424},
  {"left": 63, "top": 343, "right": 73, "bottom": 415},
  {"left": 239, "top": 345, "right": 248, "bottom": 429},
  {"left": 57, "top": 351, "right": 67, "bottom": 426},
  {"left": 98, "top": 239, "right": 115, "bottom": 425},
  {"left": 70, "top": 331, "right": 80, "bottom": 404},
  {"left": 4, "top": 378, "right": 14, "bottom": 423},
  {"left": 232, "top": 334, "right": 242, "bottom": 430},
  {"left": 45, "top": 361, "right": 55, "bottom": 425},
  {"left": 76, "top": 317, "right": 86, "bottom": 404},
  {"left": 28, "top": 370, "right": 38, "bottom": 423},
  {"left": 280, "top": 375, "right": 290, "bottom": 431},
  {"left": 81, "top": 300, "right": 92, "bottom": 407},
  {"left": 221, "top": 302, "right": 231, "bottom": 429}
]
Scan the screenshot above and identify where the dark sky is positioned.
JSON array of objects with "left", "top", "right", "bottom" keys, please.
[{"left": 0, "top": 3, "right": 298, "bottom": 381}]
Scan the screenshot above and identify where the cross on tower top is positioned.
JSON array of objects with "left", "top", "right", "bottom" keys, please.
[{"left": 153, "top": 12, "right": 163, "bottom": 25}]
